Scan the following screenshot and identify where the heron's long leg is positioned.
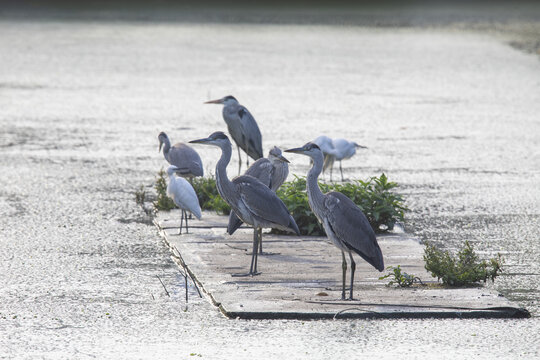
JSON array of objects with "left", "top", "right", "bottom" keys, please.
[
  {"left": 231, "top": 228, "right": 261, "bottom": 277},
  {"left": 252, "top": 228, "right": 261, "bottom": 273},
  {"left": 339, "top": 161, "right": 344, "bottom": 182},
  {"left": 341, "top": 251, "right": 347, "bottom": 300},
  {"left": 237, "top": 145, "right": 242, "bottom": 175},
  {"left": 258, "top": 228, "right": 263, "bottom": 254},
  {"left": 179, "top": 209, "right": 184, "bottom": 235},
  {"left": 185, "top": 210, "right": 189, "bottom": 234},
  {"left": 348, "top": 252, "right": 356, "bottom": 300}
]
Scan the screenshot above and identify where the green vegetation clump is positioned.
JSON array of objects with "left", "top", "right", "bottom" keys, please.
[
  {"left": 329, "top": 173, "right": 407, "bottom": 232},
  {"left": 275, "top": 174, "right": 407, "bottom": 236},
  {"left": 423, "top": 241, "right": 503, "bottom": 287},
  {"left": 157, "top": 172, "right": 406, "bottom": 235},
  {"left": 153, "top": 168, "right": 176, "bottom": 211},
  {"left": 379, "top": 265, "right": 422, "bottom": 287},
  {"left": 191, "top": 176, "right": 231, "bottom": 215}
]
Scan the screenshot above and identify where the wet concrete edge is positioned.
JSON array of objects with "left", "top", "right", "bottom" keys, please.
[{"left": 153, "top": 217, "right": 531, "bottom": 320}]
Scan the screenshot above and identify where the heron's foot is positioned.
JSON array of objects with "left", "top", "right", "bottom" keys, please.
[{"left": 231, "top": 271, "right": 262, "bottom": 277}]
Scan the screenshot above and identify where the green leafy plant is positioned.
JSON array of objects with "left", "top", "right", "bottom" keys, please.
[
  {"left": 153, "top": 168, "right": 176, "bottom": 211},
  {"left": 379, "top": 265, "right": 422, "bottom": 287},
  {"left": 331, "top": 173, "right": 407, "bottom": 232},
  {"left": 191, "top": 175, "right": 231, "bottom": 215},
  {"left": 423, "top": 241, "right": 503, "bottom": 287},
  {"left": 274, "top": 174, "right": 407, "bottom": 236}
]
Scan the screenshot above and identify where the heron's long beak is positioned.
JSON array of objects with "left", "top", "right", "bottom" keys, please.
[
  {"left": 278, "top": 154, "right": 290, "bottom": 163},
  {"left": 355, "top": 143, "right": 368, "bottom": 149},
  {"left": 189, "top": 137, "right": 212, "bottom": 144},
  {"left": 284, "top": 147, "right": 305, "bottom": 155},
  {"left": 158, "top": 141, "right": 163, "bottom": 152},
  {"left": 204, "top": 98, "right": 223, "bottom": 104}
]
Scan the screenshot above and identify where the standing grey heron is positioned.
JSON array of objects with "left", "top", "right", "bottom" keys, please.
[
  {"left": 166, "top": 165, "right": 202, "bottom": 234},
  {"left": 227, "top": 146, "right": 290, "bottom": 254},
  {"left": 158, "top": 132, "right": 204, "bottom": 179},
  {"left": 329, "top": 138, "right": 368, "bottom": 182},
  {"left": 285, "top": 142, "right": 384, "bottom": 300},
  {"left": 190, "top": 132, "right": 299, "bottom": 276},
  {"left": 204, "top": 96, "right": 263, "bottom": 174}
]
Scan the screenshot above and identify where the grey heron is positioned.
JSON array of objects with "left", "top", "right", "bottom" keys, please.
[
  {"left": 285, "top": 142, "right": 384, "bottom": 300},
  {"left": 227, "top": 146, "right": 290, "bottom": 254},
  {"left": 166, "top": 165, "right": 202, "bottom": 234},
  {"left": 158, "top": 132, "right": 204, "bottom": 179},
  {"left": 204, "top": 96, "right": 263, "bottom": 174},
  {"left": 190, "top": 132, "right": 299, "bottom": 276},
  {"left": 329, "top": 138, "right": 368, "bottom": 182}
]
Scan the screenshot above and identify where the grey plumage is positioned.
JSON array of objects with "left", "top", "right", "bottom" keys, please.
[
  {"left": 158, "top": 132, "right": 204, "bottom": 178},
  {"left": 190, "top": 132, "right": 299, "bottom": 276},
  {"left": 227, "top": 147, "right": 290, "bottom": 250},
  {"left": 285, "top": 142, "right": 383, "bottom": 300},
  {"left": 204, "top": 96, "right": 263, "bottom": 174}
]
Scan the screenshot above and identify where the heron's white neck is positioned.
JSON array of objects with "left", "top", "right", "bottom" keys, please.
[
  {"left": 306, "top": 152, "right": 326, "bottom": 216},
  {"left": 161, "top": 137, "right": 172, "bottom": 160},
  {"left": 215, "top": 142, "right": 235, "bottom": 202}
]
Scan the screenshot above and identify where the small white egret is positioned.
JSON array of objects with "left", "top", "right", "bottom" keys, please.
[{"left": 166, "top": 165, "right": 202, "bottom": 234}]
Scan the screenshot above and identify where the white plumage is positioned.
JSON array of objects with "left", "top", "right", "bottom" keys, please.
[
  {"left": 313, "top": 136, "right": 367, "bottom": 181},
  {"left": 166, "top": 166, "right": 201, "bottom": 234}
]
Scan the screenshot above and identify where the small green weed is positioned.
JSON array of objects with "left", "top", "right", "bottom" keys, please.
[
  {"left": 423, "top": 241, "right": 503, "bottom": 286},
  {"left": 153, "top": 168, "right": 176, "bottom": 211},
  {"left": 379, "top": 265, "right": 422, "bottom": 287},
  {"left": 191, "top": 176, "right": 231, "bottom": 215},
  {"left": 274, "top": 174, "right": 407, "bottom": 236}
]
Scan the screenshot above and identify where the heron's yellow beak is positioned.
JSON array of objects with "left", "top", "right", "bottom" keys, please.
[
  {"left": 284, "top": 147, "right": 304, "bottom": 155},
  {"left": 278, "top": 154, "right": 290, "bottom": 163},
  {"left": 204, "top": 98, "right": 223, "bottom": 104},
  {"left": 189, "top": 137, "right": 212, "bottom": 144}
]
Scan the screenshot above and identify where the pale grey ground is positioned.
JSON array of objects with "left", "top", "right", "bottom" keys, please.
[{"left": 0, "top": 6, "right": 539, "bottom": 360}]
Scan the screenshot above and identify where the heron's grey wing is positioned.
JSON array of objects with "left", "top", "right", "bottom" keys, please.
[
  {"left": 222, "top": 106, "right": 245, "bottom": 150},
  {"left": 227, "top": 210, "right": 244, "bottom": 235},
  {"left": 324, "top": 192, "right": 384, "bottom": 271},
  {"left": 245, "top": 158, "right": 272, "bottom": 187},
  {"left": 238, "top": 107, "right": 263, "bottom": 160},
  {"left": 169, "top": 143, "right": 204, "bottom": 177},
  {"left": 234, "top": 176, "right": 297, "bottom": 233},
  {"left": 269, "top": 162, "right": 288, "bottom": 192}
]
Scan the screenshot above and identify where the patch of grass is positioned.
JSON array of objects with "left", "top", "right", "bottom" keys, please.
[
  {"left": 379, "top": 265, "right": 422, "bottom": 287},
  {"left": 153, "top": 168, "right": 176, "bottom": 211},
  {"left": 423, "top": 241, "right": 503, "bottom": 287},
  {"left": 274, "top": 174, "right": 407, "bottom": 236},
  {"left": 331, "top": 173, "right": 407, "bottom": 232},
  {"left": 191, "top": 175, "right": 231, "bottom": 215}
]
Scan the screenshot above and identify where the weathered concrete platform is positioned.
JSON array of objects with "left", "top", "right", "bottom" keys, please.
[{"left": 155, "top": 210, "right": 530, "bottom": 320}]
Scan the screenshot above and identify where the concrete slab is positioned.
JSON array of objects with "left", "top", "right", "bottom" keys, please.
[{"left": 155, "top": 210, "right": 530, "bottom": 320}]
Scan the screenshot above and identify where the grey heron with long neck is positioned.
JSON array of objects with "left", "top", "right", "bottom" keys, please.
[
  {"left": 158, "top": 132, "right": 204, "bottom": 179},
  {"left": 190, "top": 132, "right": 299, "bottom": 276},
  {"left": 204, "top": 96, "right": 263, "bottom": 174},
  {"left": 227, "top": 146, "right": 290, "bottom": 254},
  {"left": 285, "top": 142, "right": 384, "bottom": 300}
]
